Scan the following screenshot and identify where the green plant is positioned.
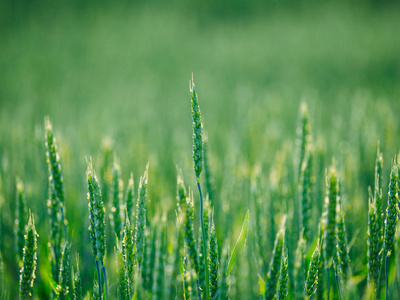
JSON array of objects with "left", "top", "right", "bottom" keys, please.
[
  {"left": 296, "top": 103, "right": 312, "bottom": 180},
  {"left": 47, "top": 176, "right": 62, "bottom": 283},
  {"left": 336, "top": 201, "right": 350, "bottom": 282},
  {"left": 305, "top": 244, "right": 320, "bottom": 298},
  {"left": 181, "top": 253, "right": 192, "bottom": 300},
  {"left": 122, "top": 213, "right": 134, "bottom": 293},
  {"left": 73, "top": 261, "right": 82, "bottom": 300},
  {"left": 86, "top": 159, "right": 107, "bottom": 299},
  {"left": 367, "top": 148, "right": 384, "bottom": 294},
  {"left": 384, "top": 163, "right": 398, "bottom": 299},
  {"left": 125, "top": 173, "right": 135, "bottom": 222},
  {"left": 323, "top": 165, "right": 339, "bottom": 299},
  {"left": 58, "top": 242, "right": 70, "bottom": 299},
  {"left": 19, "top": 213, "right": 37, "bottom": 300},
  {"left": 110, "top": 157, "right": 123, "bottom": 240},
  {"left": 117, "top": 237, "right": 129, "bottom": 300},
  {"left": 152, "top": 220, "right": 166, "bottom": 300},
  {"left": 299, "top": 150, "right": 313, "bottom": 242},
  {"left": 265, "top": 227, "right": 285, "bottom": 300},
  {"left": 15, "top": 178, "right": 26, "bottom": 264},
  {"left": 190, "top": 76, "right": 210, "bottom": 300},
  {"left": 134, "top": 164, "right": 149, "bottom": 267},
  {"left": 278, "top": 248, "right": 288, "bottom": 300},
  {"left": 294, "top": 231, "right": 306, "bottom": 299},
  {"left": 209, "top": 215, "right": 219, "bottom": 299},
  {"left": 45, "top": 117, "right": 67, "bottom": 240}
]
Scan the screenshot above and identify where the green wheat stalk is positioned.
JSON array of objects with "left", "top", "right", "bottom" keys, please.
[
  {"left": 367, "top": 188, "right": 379, "bottom": 297},
  {"left": 166, "top": 223, "right": 183, "bottom": 300},
  {"left": 367, "top": 147, "right": 384, "bottom": 295},
  {"left": 110, "top": 156, "right": 123, "bottom": 240},
  {"left": 306, "top": 243, "right": 320, "bottom": 299},
  {"left": 278, "top": 247, "right": 288, "bottom": 300},
  {"left": 299, "top": 149, "right": 313, "bottom": 241},
  {"left": 92, "top": 276, "right": 99, "bottom": 300},
  {"left": 384, "top": 163, "right": 398, "bottom": 299},
  {"left": 125, "top": 173, "right": 135, "bottom": 222},
  {"left": 45, "top": 117, "right": 67, "bottom": 240},
  {"left": 199, "top": 197, "right": 210, "bottom": 291},
  {"left": 144, "top": 225, "right": 157, "bottom": 292},
  {"left": 152, "top": 220, "right": 166, "bottom": 300},
  {"left": 182, "top": 253, "right": 192, "bottom": 300},
  {"left": 209, "top": 214, "right": 219, "bottom": 299},
  {"left": 15, "top": 178, "right": 26, "bottom": 264},
  {"left": 323, "top": 164, "right": 339, "bottom": 300},
  {"left": 117, "top": 237, "right": 129, "bottom": 300},
  {"left": 265, "top": 226, "right": 285, "bottom": 300},
  {"left": 19, "top": 212, "right": 38, "bottom": 300},
  {"left": 47, "top": 176, "right": 62, "bottom": 283},
  {"left": 185, "top": 192, "right": 201, "bottom": 298},
  {"left": 139, "top": 228, "right": 149, "bottom": 293},
  {"left": 86, "top": 159, "right": 107, "bottom": 299},
  {"left": 73, "top": 260, "right": 82, "bottom": 300},
  {"left": 294, "top": 230, "right": 306, "bottom": 299},
  {"left": 134, "top": 163, "right": 149, "bottom": 267},
  {"left": 190, "top": 75, "right": 210, "bottom": 300},
  {"left": 316, "top": 220, "right": 325, "bottom": 300},
  {"left": 375, "top": 147, "right": 384, "bottom": 255},
  {"left": 177, "top": 170, "right": 202, "bottom": 298},
  {"left": 336, "top": 201, "right": 350, "bottom": 282},
  {"left": 296, "top": 103, "right": 312, "bottom": 179},
  {"left": 58, "top": 242, "right": 70, "bottom": 299},
  {"left": 122, "top": 212, "right": 134, "bottom": 294}
]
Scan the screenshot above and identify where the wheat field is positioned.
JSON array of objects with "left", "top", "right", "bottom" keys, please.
[{"left": 1, "top": 1, "right": 400, "bottom": 299}]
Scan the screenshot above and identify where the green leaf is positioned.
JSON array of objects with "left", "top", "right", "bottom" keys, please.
[
  {"left": 48, "top": 276, "right": 60, "bottom": 295},
  {"left": 227, "top": 210, "right": 250, "bottom": 275},
  {"left": 258, "top": 274, "right": 266, "bottom": 297},
  {"left": 212, "top": 290, "right": 220, "bottom": 300}
]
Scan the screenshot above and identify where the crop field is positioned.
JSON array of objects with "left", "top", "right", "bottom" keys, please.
[{"left": 1, "top": 1, "right": 400, "bottom": 299}]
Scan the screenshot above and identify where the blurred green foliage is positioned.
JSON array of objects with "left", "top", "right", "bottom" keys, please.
[{"left": 0, "top": 0, "right": 400, "bottom": 298}]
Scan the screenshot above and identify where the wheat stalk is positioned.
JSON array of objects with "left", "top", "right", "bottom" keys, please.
[
  {"left": 19, "top": 212, "right": 37, "bottom": 300},
  {"left": 73, "top": 260, "right": 82, "bottom": 300},
  {"left": 209, "top": 215, "right": 219, "bottom": 299},
  {"left": 306, "top": 243, "right": 320, "bottom": 298},
  {"left": 45, "top": 117, "right": 67, "bottom": 240},
  {"left": 117, "top": 237, "right": 129, "bottom": 300},
  {"left": 15, "top": 178, "right": 26, "bottom": 264},
  {"left": 294, "top": 231, "right": 306, "bottom": 299},
  {"left": 265, "top": 226, "right": 285, "bottom": 300},
  {"left": 278, "top": 247, "right": 288, "bottom": 300},
  {"left": 134, "top": 163, "right": 149, "bottom": 267},
  {"left": 58, "top": 242, "right": 70, "bottom": 299},
  {"left": 190, "top": 75, "right": 210, "bottom": 300},
  {"left": 384, "top": 163, "right": 398, "bottom": 299},
  {"left": 86, "top": 159, "right": 107, "bottom": 299},
  {"left": 110, "top": 156, "right": 123, "bottom": 240}
]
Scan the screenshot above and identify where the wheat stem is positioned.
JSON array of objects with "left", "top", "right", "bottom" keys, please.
[
  {"left": 385, "top": 255, "right": 389, "bottom": 300},
  {"left": 95, "top": 260, "right": 102, "bottom": 299},
  {"left": 198, "top": 182, "right": 210, "bottom": 300},
  {"left": 102, "top": 263, "right": 108, "bottom": 300},
  {"left": 326, "top": 268, "right": 330, "bottom": 300}
]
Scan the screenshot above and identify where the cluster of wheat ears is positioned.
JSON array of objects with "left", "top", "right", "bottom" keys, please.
[{"left": 3, "top": 77, "right": 400, "bottom": 300}]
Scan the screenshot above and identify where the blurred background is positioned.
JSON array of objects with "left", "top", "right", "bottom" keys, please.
[{"left": 1, "top": 0, "right": 400, "bottom": 298}]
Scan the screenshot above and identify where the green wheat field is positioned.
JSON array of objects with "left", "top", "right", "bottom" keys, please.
[{"left": 1, "top": 0, "right": 400, "bottom": 299}]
